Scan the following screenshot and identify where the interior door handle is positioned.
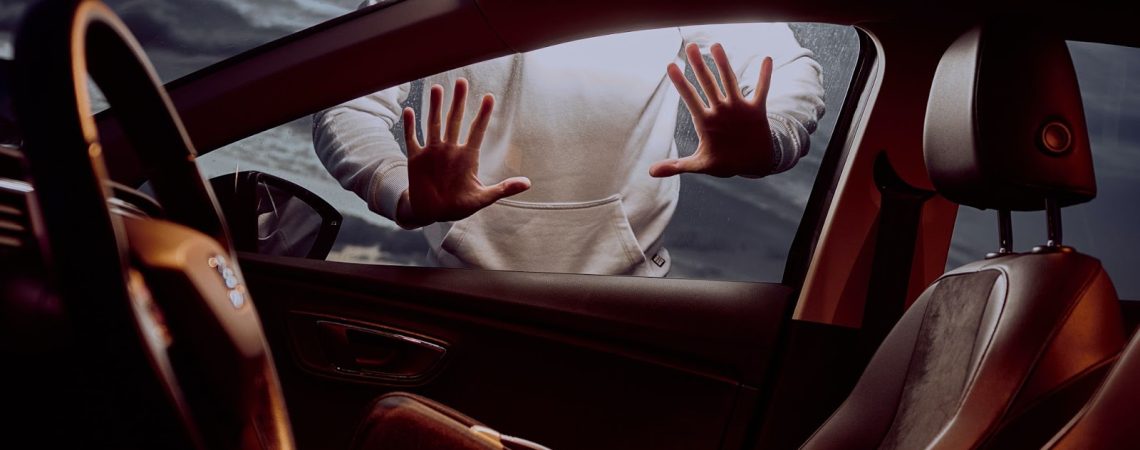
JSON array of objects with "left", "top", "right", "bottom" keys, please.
[{"left": 313, "top": 320, "right": 447, "bottom": 382}]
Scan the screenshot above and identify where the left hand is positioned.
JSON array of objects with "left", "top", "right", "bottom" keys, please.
[{"left": 650, "top": 42, "right": 776, "bottom": 178}]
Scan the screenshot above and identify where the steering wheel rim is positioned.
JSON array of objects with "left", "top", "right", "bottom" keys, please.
[
  {"left": 12, "top": 1, "right": 293, "bottom": 448},
  {"left": 15, "top": 0, "right": 230, "bottom": 241}
]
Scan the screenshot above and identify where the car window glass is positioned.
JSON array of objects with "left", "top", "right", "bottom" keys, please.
[
  {"left": 1, "top": 0, "right": 360, "bottom": 81},
  {"left": 199, "top": 23, "right": 860, "bottom": 283},
  {"left": 947, "top": 41, "right": 1140, "bottom": 300},
  {"left": 3, "top": 0, "right": 362, "bottom": 114}
]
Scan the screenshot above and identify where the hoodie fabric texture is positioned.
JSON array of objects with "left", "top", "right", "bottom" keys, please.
[{"left": 313, "top": 23, "right": 825, "bottom": 276}]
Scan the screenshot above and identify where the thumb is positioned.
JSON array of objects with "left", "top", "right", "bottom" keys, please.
[
  {"left": 477, "top": 176, "right": 531, "bottom": 206},
  {"left": 649, "top": 156, "right": 705, "bottom": 178}
]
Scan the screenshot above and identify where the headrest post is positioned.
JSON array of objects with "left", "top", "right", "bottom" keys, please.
[
  {"left": 1045, "top": 197, "right": 1063, "bottom": 248},
  {"left": 999, "top": 209, "right": 1014, "bottom": 253},
  {"left": 986, "top": 209, "right": 1014, "bottom": 259}
]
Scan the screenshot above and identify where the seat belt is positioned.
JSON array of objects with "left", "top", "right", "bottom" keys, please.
[{"left": 860, "top": 152, "right": 935, "bottom": 352}]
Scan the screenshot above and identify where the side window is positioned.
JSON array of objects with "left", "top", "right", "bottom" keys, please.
[
  {"left": 947, "top": 41, "right": 1140, "bottom": 300},
  {"left": 199, "top": 23, "right": 861, "bottom": 283}
]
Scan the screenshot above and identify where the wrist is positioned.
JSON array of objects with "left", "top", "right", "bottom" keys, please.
[
  {"left": 395, "top": 190, "right": 430, "bottom": 229},
  {"left": 765, "top": 113, "right": 802, "bottom": 175},
  {"left": 739, "top": 128, "right": 781, "bottom": 179},
  {"left": 764, "top": 127, "right": 783, "bottom": 174}
]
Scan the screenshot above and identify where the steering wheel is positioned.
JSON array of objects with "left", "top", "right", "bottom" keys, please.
[{"left": 11, "top": 1, "right": 294, "bottom": 449}]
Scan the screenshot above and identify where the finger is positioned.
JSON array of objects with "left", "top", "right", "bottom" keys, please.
[
  {"left": 477, "top": 176, "right": 531, "bottom": 207},
  {"left": 710, "top": 43, "right": 741, "bottom": 102},
  {"left": 427, "top": 84, "right": 443, "bottom": 144},
  {"left": 464, "top": 94, "right": 495, "bottom": 149},
  {"left": 445, "top": 78, "right": 468, "bottom": 143},
  {"left": 667, "top": 63, "right": 707, "bottom": 115},
  {"left": 649, "top": 156, "right": 705, "bottom": 178},
  {"left": 402, "top": 107, "right": 422, "bottom": 157},
  {"left": 752, "top": 56, "right": 774, "bottom": 106},
  {"left": 686, "top": 43, "right": 724, "bottom": 105}
]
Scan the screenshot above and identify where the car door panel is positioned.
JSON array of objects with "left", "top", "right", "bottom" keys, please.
[{"left": 240, "top": 254, "right": 792, "bottom": 450}]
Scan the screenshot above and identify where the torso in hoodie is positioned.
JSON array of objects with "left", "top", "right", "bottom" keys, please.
[
  {"left": 421, "top": 27, "right": 686, "bottom": 276},
  {"left": 319, "top": 24, "right": 823, "bottom": 276}
]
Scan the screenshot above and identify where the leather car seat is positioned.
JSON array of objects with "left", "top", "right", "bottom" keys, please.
[
  {"left": 800, "top": 24, "right": 1126, "bottom": 450},
  {"left": 351, "top": 392, "right": 550, "bottom": 450}
]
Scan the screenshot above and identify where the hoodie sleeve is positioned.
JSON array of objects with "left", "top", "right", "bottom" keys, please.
[
  {"left": 680, "top": 23, "right": 826, "bottom": 175},
  {"left": 312, "top": 83, "right": 411, "bottom": 221}
]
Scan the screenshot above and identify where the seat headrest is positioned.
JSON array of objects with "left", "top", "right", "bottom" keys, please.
[{"left": 924, "top": 24, "right": 1095, "bottom": 211}]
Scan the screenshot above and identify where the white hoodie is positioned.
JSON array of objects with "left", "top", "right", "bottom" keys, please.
[{"left": 313, "top": 24, "right": 825, "bottom": 276}]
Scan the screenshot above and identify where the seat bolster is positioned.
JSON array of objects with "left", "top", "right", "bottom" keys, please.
[
  {"left": 800, "top": 288, "right": 934, "bottom": 450},
  {"left": 1047, "top": 328, "right": 1140, "bottom": 450},
  {"left": 1008, "top": 268, "right": 1124, "bottom": 413}
]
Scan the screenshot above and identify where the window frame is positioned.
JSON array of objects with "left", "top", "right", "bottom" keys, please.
[
  {"left": 197, "top": 23, "right": 875, "bottom": 288},
  {"left": 782, "top": 28, "right": 876, "bottom": 288}
]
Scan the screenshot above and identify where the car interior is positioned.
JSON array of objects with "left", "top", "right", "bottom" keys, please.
[{"left": 1, "top": 1, "right": 1138, "bottom": 449}]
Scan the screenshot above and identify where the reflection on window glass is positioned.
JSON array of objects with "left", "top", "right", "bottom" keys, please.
[
  {"left": 948, "top": 41, "right": 1140, "bottom": 299},
  {"left": 3, "top": 1, "right": 360, "bottom": 111},
  {"left": 1, "top": 0, "right": 358, "bottom": 80},
  {"left": 200, "top": 23, "right": 860, "bottom": 282}
]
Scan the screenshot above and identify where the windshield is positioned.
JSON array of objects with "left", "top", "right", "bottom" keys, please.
[{"left": 0, "top": 0, "right": 358, "bottom": 81}]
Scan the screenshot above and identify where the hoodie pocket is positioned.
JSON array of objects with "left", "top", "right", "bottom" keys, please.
[{"left": 440, "top": 194, "right": 646, "bottom": 275}]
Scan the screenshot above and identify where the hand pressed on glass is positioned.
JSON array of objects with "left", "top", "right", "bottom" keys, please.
[
  {"left": 650, "top": 43, "right": 777, "bottom": 178},
  {"left": 395, "top": 78, "right": 532, "bottom": 228}
]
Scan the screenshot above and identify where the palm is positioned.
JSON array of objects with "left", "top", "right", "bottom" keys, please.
[
  {"left": 399, "top": 79, "right": 530, "bottom": 227},
  {"left": 688, "top": 100, "right": 774, "bottom": 177},
  {"left": 650, "top": 43, "right": 777, "bottom": 178},
  {"left": 408, "top": 147, "right": 490, "bottom": 222}
]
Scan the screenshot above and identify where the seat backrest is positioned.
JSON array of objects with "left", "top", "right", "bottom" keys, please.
[{"left": 801, "top": 23, "right": 1126, "bottom": 450}]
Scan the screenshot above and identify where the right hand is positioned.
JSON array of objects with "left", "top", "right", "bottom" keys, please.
[{"left": 396, "top": 78, "right": 531, "bottom": 229}]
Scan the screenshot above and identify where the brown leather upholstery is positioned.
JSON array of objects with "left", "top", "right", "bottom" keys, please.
[
  {"left": 351, "top": 393, "right": 503, "bottom": 450},
  {"left": 351, "top": 392, "right": 550, "bottom": 450},
  {"left": 1046, "top": 326, "right": 1140, "bottom": 449},
  {"left": 924, "top": 24, "right": 1095, "bottom": 211},
  {"left": 802, "top": 253, "right": 1125, "bottom": 449}
]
